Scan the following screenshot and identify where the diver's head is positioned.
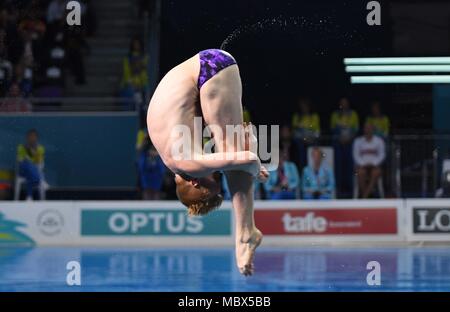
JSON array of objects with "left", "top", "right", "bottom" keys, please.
[{"left": 175, "top": 172, "right": 223, "bottom": 216}]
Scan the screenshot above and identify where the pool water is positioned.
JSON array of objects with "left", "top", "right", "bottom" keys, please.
[{"left": 0, "top": 246, "right": 449, "bottom": 291}]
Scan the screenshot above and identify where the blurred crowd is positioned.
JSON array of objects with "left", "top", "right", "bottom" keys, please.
[
  {"left": 268, "top": 96, "right": 389, "bottom": 200},
  {"left": 0, "top": 0, "right": 96, "bottom": 111},
  {"left": 134, "top": 97, "right": 390, "bottom": 201},
  {"left": 0, "top": 0, "right": 400, "bottom": 201}
]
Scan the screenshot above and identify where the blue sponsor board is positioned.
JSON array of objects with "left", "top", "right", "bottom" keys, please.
[{"left": 81, "top": 209, "right": 231, "bottom": 236}]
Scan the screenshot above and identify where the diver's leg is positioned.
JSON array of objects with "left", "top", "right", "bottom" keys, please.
[{"left": 200, "top": 64, "right": 262, "bottom": 276}]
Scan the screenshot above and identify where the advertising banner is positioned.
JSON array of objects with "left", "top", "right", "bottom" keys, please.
[
  {"left": 256, "top": 208, "right": 397, "bottom": 235},
  {"left": 7, "top": 199, "right": 450, "bottom": 246},
  {"left": 254, "top": 200, "right": 404, "bottom": 243},
  {"left": 0, "top": 201, "right": 233, "bottom": 246},
  {"left": 406, "top": 199, "right": 450, "bottom": 241},
  {"left": 0, "top": 202, "right": 78, "bottom": 246},
  {"left": 81, "top": 209, "right": 231, "bottom": 236}
]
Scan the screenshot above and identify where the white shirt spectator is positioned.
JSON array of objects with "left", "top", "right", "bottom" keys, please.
[{"left": 353, "top": 135, "right": 385, "bottom": 167}]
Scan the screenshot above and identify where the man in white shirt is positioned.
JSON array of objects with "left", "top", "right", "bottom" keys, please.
[{"left": 353, "top": 122, "right": 385, "bottom": 198}]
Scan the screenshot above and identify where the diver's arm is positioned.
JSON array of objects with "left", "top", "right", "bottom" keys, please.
[{"left": 177, "top": 151, "right": 260, "bottom": 178}]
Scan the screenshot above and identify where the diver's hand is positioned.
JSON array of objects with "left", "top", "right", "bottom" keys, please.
[{"left": 257, "top": 165, "right": 269, "bottom": 183}]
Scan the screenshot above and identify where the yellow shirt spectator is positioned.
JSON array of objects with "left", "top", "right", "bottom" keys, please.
[
  {"left": 122, "top": 55, "right": 149, "bottom": 90},
  {"left": 243, "top": 108, "right": 251, "bottom": 123},
  {"left": 17, "top": 144, "right": 45, "bottom": 165},
  {"left": 291, "top": 113, "right": 321, "bottom": 139},
  {"left": 136, "top": 129, "right": 147, "bottom": 151},
  {"left": 366, "top": 115, "right": 390, "bottom": 138},
  {"left": 330, "top": 110, "right": 359, "bottom": 136}
]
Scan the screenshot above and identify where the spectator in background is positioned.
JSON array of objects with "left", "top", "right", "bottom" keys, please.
[
  {"left": 65, "top": 14, "right": 88, "bottom": 85},
  {"left": 302, "top": 147, "right": 335, "bottom": 200},
  {"left": 0, "top": 29, "right": 13, "bottom": 96},
  {"left": 14, "top": 7, "right": 46, "bottom": 66},
  {"left": 0, "top": 82, "right": 32, "bottom": 112},
  {"left": 353, "top": 123, "right": 386, "bottom": 198},
  {"left": 120, "top": 37, "right": 149, "bottom": 111},
  {"left": 242, "top": 105, "right": 251, "bottom": 123},
  {"left": 46, "top": 0, "right": 67, "bottom": 24},
  {"left": 331, "top": 97, "right": 359, "bottom": 197},
  {"left": 137, "top": 136, "right": 166, "bottom": 200},
  {"left": 7, "top": 11, "right": 46, "bottom": 96},
  {"left": 291, "top": 97, "right": 320, "bottom": 168},
  {"left": 365, "top": 100, "right": 390, "bottom": 140},
  {"left": 17, "top": 129, "right": 45, "bottom": 200},
  {"left": 264, "top": 150, "right": 300, "bottom": 200},
  {"left": 279, "top": 125, "right": 300, "bottom": 170},
  {"left": 46, "top": 0, "right": 90, "bottom": 86},
  {"left": 0, "top": 7, "right": 15, "bottom": 95},
  {"left": 14, "top": 62, "right": 33, "bottom": 96}
]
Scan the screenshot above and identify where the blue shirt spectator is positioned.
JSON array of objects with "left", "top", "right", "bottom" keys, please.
[
  {"left": 302, "top": 147, "right": 335, "bottom": 200},
  {"left": 17, "top": 129, "right": 45, "bottom": 200},
  {"left": 137, "top": 138, "right": 166, "bottom": 200},
  {"left": 264, "top": 152, "right": 300, "bottom": 200}
]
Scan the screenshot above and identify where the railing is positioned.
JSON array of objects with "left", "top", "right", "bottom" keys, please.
[
  {"left": 391, "top": 134, "right": 450, "bottom": 198},
  {"left": 0, "top": 97, "right": 138, "bottom": 112}
]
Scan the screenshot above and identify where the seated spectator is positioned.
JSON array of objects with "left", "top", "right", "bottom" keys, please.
[
  {"left": 17, "top": 129, "right": 45, "bottom": 200},
  {"left": 291, "top": 97, "right": 320, "bottom": 167},
  {"left": 331, "top": 97, "right": 359, "bottom": 197},
  {"left": 120, "top": 37, "right": 149, "bottom": 110},
  {"left": 365, "top": 100, "right": 390, "bottom": 140},
  {"left": 264, "top": 150, "right": 300, "bottom": 200},
  {"left": 353, "top": 123, "right": 386, "bottom": 198},
  {"left": 137, "top": 137, "right": 166, "bottom": 200},
  {"left": 0, "top": 82, "right": 32, "bottom": 112},
  {"left": 302, "top": 147, "right": 335, "bottom": 200}
]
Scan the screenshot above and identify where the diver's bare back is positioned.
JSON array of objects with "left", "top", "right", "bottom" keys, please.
[{"left": 147, "top": 54, "right": 200, "bottom": 173}]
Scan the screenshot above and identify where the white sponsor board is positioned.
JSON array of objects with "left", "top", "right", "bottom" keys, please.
[
  {"left": 0, "top": 201, "right": 233, "bottom": 246},
  {"left": 405, "top": 199, "right": 450, "bottom": 241},
  {"left": 0, "top": 202, "right": 78, "bottom": 246},
  {"left": 1, "top": 199, "right": 450, "bottom": 246}
]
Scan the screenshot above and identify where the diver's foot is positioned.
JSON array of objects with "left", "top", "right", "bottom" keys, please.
[{"left": 236, "top": 228, "right": 263, "bottom": 276}]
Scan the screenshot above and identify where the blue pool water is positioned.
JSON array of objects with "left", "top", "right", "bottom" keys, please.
[{"left": 0, "top": 246, "right": 449, "bottom": 291}]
